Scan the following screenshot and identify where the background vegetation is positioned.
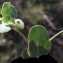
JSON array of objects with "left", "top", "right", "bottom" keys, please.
[{"left": 0, "top": 0, "right": 63, "bottom": 63}]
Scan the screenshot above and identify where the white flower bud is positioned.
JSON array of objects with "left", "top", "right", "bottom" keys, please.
[
  {"left": 15, "top": 19, "right": 24, "bottom": 29},
  {"left": 0, "top": 18, "right": 11, "bottom": 33}
]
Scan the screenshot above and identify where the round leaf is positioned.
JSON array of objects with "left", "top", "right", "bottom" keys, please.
[
  {"left": 28, "top": 25, "right": 51, "bottom": 57},
  {"left": 1, "top": 2, "right": 17, "bottom": 24},
  {"left": 1, "top": 2, "right": 11, "bottom": 18},
  {"left": 10, "top": 5, "right": 18, "bottom": 19}
]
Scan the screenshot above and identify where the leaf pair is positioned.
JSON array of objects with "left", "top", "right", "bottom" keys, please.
[
  {"left": 23, "top": 25, "right": 51, "bottom": 58},
  {"left": 1, "top": 2, "right": 17, "bottom": 24},
  {"left": 1, "top": 2, "right": 24, "bottom": 30}
]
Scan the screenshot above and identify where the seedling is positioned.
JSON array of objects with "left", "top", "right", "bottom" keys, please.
[{"left": 0, "top": 2, "right": 63, "bottom": 59}]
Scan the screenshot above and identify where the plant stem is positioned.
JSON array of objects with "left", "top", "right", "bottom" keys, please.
[
  {"left": 13, "top": 28, "right": 28, "bottom": 43},
  {"left": 49, "top": 30, "right": 63, "bottom": 41}
]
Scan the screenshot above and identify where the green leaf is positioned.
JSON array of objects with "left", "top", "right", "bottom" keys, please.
[
  {"left": 10, "top": 5, "right": 17, "bottom": 19},
  {"left": 28, "top": 25, "right": 51, "bottom": 57},
  {"left": 1, "top": 2, "right": 11, "bottom": 18},
  {"left": 1, "top": 2, "right": 17, "bottom": 24}
]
